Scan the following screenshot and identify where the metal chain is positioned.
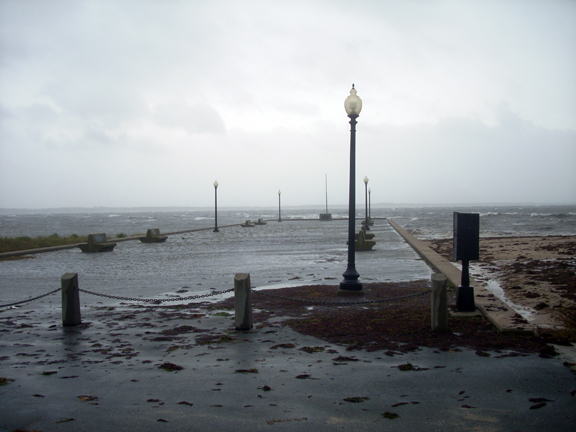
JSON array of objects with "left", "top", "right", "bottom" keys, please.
[
  {"left": 1, "top": 287, "right": 235, "bottom": 308},
  {"left": 78, "top": 287, "right": 235, "bottom": 303},
  {"left": 252, "top": 288, "right": 431, "bottom": 306},
  {"left": 0, "top": 288, "right": 62, "bottom": 308},
  {"left": 1, "top": 285, "right": 429, "bottom": 308}
]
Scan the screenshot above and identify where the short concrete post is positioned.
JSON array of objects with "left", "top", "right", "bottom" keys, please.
[
  {"left": 234, "top": 273, "right": 253, "bottom": 331},
  {"left": 62, "top": 273, "right": 81, "bottom": 326},
  {"left": 431, "top": 273, "right": 447, "bottom": 332}
]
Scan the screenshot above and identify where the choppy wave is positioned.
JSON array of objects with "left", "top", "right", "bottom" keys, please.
[
  {"left": 380, "top": 204, "right": 576, "bottom": 239},
  {"left": 0, "top": 205, "right": 575, "bottom": 238}
]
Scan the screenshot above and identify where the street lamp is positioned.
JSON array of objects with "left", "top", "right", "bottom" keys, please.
[
  {"left": 339, "top": 84, "right": 363, "bottom": 295},
  {"left": 363, "top": 176, "right": 370, "bottom": 231},
  {"left": 368, "top": 188, "right": 371, "bottom": 220},
  {"left": 213, "top": 180, "right": 219, "bottom": 232},
  {"left": 278, "top": 190, "right": 282, "bottom": 222}
]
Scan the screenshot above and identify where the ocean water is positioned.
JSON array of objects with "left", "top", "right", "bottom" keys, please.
[
  {"left": 0, "top": 205, "right": 574, "bottom": 306},
  {"left": 383, "top": 204, "right": 576, "bottom": 239},
  {"left": 1, "top": 204, "right": 574, "bottom": 239}
]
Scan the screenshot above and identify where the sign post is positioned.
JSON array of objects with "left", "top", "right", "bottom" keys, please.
[{"left": 453, "top": 212, "right": 479, "bottom": 312}]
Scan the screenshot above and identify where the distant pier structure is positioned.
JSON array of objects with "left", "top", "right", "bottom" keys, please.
[{"left": 319, "top": 174, "right": 332, "bottom": 221}]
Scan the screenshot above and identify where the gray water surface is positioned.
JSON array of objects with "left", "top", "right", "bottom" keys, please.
[{"left": 1, "top": 220, "right": 431, "bottom": 306}]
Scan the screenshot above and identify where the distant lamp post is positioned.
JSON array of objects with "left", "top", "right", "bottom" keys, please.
[
  {"left": 213, "top": 180, "right": 219, "bottom": 232},
  {"left": 368, "top": 188, "right": 371, "bottom": 220},
  {"left": 278, "top": 190, "right": 282, "bottom": 222},
  {"left": 363, "top": 176, "right": 370, "bottom": 231},
  {"left": 339, "top": 84, "right": 363, "bottom": 295}
]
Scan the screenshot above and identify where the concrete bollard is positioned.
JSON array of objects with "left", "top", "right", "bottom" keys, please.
[
  {"left": 234, "top": 273, "right": 253, "bottom": 331},
  {"left": 62, "top": 273, "right": 81, "bottom": 326},
  {"left": 431, "top": 273, "right": 447, "bottom": 332}
]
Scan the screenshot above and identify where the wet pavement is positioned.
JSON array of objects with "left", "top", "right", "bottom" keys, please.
[
  {"left": 1, "top": 220, "right": 575, "bottom": 431},
  {"left": 1, "top": 300, "right": 575, "bottom": 431}
]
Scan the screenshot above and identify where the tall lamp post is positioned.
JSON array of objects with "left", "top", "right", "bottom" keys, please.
[
  {"left": 368, "top": 188, "right": 371, "bottom": 220},
  {"left": 213, "top": 181, "right": 219, "bottom": 232},
  {"left": 278, "top": 190, "right": 282, "bottom": 222},
  {"left": 339, "top": 84, "right": 363, "bottom": 295},
  {"left": 363, "top": 176, "right": 370, "bottom": 231}
]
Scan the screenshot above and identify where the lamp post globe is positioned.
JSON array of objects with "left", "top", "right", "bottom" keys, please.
[
  {"left": 363, "top": 176, "right": 370, "bottom": 231},
  {"left": 213, "top": 180, "right": 219, "bottom": 232},
  {"left": 278, "top": 190, "right": 282, "bottom": 222},
  {"left": 339, "top": 84, "right": 363, "bottom": 295},
  {"left": 344, "top": 84, "right": 363, "bottom": 117}
]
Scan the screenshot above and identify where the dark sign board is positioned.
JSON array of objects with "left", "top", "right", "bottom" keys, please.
[{"left": 453, "top": 212, "right": 480, "bottom": 261}]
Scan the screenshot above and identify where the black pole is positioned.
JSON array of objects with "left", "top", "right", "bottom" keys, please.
[
  {"left": 213, "top": 185, "right": 219, "bottom": 232},
  {"left": 368, "top": 189, "right": 371, "bottom": 220},
  {"left": 364, "top": 181, "right": 370, "bottom": 231},
  {"left": 456, "top": 259, "right": 475, "bottom": 312},
  {"left": 461, "top": 260, "right": 470, "bottom": 287},
  {"left": 325, "top": 174, "right": 328, "bottom": 214},
  {"left": 339, "top": 115, "right": 362, "bottom": 294},
  {"left": 278, "top": 192, "right": 282, "bottom": 222}
]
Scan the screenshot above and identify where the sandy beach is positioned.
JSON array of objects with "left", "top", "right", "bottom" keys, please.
[{"left": 423, "top": 235, "right": 576, "bottom": 335}]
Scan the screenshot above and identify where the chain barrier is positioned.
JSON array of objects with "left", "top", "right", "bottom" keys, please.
[
  {"left": 1, "top": 287, "right": 235, "bottom": 308},
  {"left": 1, "top": 286, "right": 430, "bottom": 309},
  {"left": 0, "top": 288, "right": 62, "bottom": 308},
  {"left": 78, "top": 288, "right": 235, "bottom": 303},
  {"left": 252, "top": 288, "right": 431, "bottom": 305}
]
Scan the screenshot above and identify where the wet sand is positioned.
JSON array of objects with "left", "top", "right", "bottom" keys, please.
[{"left": 424, "top": 235, "right": 576, "bottom": 333}]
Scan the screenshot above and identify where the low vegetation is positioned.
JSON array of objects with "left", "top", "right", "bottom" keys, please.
[
  {"left": 0, "top": 233, "right": 88, "bottom": 253},
  {"left": 0, "top": 232, "right": 142, "bottom": 254}
]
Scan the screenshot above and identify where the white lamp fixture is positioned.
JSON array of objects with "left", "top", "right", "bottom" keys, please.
[{"left": 344, "top": 84, "right": 363, "bottom": 117}]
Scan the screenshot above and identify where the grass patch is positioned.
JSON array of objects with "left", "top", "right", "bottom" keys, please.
[{"left": 0, "top": 234, "right": 88, "bottom": 253}]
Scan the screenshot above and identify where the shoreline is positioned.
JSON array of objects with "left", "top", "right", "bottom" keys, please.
[{"left": 422, "top": 234, "right": 576, "bottom": 335}]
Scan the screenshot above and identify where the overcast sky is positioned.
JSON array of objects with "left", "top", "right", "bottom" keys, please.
[{"left": 1, "top": 0, "right": 575, "bottom": 209}]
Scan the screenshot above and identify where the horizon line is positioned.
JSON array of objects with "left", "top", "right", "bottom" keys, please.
[{"left": 1, "top": 202, "right": 574, "bottom": 214}]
